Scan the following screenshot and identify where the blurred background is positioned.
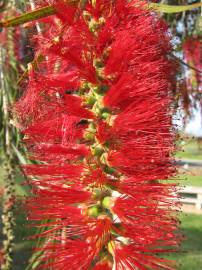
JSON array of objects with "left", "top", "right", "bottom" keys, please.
[{"left": 0, "top": 0, "right": 202, "bottom": 269}]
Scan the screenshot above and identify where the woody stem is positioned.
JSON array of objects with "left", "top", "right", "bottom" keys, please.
[
  {"left": 0, "top": 5, "right": 55, "bottom": 28},
  {"left": 0, "top": 0, "right": 87, "bottom": 28}
]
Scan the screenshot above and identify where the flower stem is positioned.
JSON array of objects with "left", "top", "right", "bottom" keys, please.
[
  {"left": 0, "top": 5, "right": 55, "bottom": 28},
  {"left": 0, "top": 0, "right": 89, "bottom": 28}
]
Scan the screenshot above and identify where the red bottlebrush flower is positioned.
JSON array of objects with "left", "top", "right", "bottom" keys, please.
[
  {"left": 182, "top": 37, "right": 202, "bottom": 119},
  {"left": 15, "top": 0, "right": 180, "bottom": 269},
  {"left": 183, "top": 37, "right": 202, "bottom": 91}
]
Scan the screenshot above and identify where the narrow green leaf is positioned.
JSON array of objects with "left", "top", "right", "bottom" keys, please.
[
  {"left": 0, "top": 5, "right": 55, "bottom": 28},
  {"left": 25, "top": 251, "right": 43, "bottom": 270},
  {"left": 0, "top": 0, "right": 79, "bottom": 28},
  {"left": 12, "top": 144, "right": 27, "bottom": 165},
  {"left": 150, "top": 3, "right": 202, "bottom": 13}
]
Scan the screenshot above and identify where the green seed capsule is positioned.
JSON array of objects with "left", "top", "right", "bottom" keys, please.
[
  {"left": 88, "top": 206, "right": 99, "bottom": 217},
  {"left": 102, "top": 196, "right": 113, "bottom": 209},
  {"left": 91, "top": 146, "right": 104, "bottom": 157},
  {"left": 102, "top": 112, "right": 110, "bottom": 120},
  {"left": 86, "top": 96, "right": 96, "bottom": 106},
  {"left": 84, "top": 132, "right": 95, "bottom": 141}
]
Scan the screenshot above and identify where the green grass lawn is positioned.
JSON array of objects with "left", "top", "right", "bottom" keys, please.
[
  {"left": 176, "top": 139, "right": 202, "bottom": 160},
  {"left": 174, "top": 137, "right": 202, "bottom": 187},
  {"left": 175, "top": 174, "right": 202, "bottom": 187},
  {"left": 166, "top": 214, "right": 202, "bottom": 270}
]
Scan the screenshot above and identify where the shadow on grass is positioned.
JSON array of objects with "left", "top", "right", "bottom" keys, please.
[
  {"left": 182, "top": 227, "right": 202, "bottom": 252},
  {"left": 176, "top": 139, "right": 202, "bottom": 160},
  {"left": 166, "top": 214, "right": 202, "bottom": 270}
]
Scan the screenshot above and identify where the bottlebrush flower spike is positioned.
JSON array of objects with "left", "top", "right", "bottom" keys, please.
[
  {"left": 15, "top": 0, "right": 180, "bottom": 269},
  {"left": 182, "top": 37, "right": 202, "bottom": 118},
  {"left": 183, "top": 37, "right": 202, "bottom": 91}
]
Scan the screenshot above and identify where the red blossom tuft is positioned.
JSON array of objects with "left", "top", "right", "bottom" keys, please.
[{"left": 183, "top": 37, "right": 202, "bottom": 91}]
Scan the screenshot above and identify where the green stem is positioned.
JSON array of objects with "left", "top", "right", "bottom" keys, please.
[
  {"left": 1, "top": 158, "right": 16, "bottom": 270},
  {"left": 0, "top": 0, "right": 82, "bottom": 28},
  {"left": 0, "top": 5, "right": 55, "bottom": 28},
  {"left": 150, "top": 3, "right": 202, "bottom": 14},
  {"left": 170, "top": 53, "right": 202, "bottom": 74}
]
